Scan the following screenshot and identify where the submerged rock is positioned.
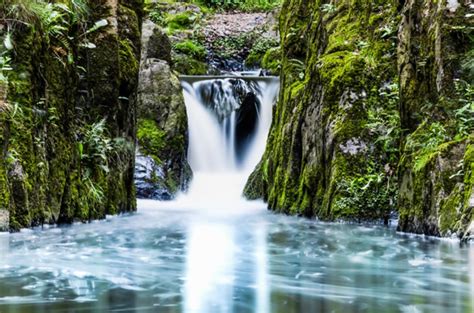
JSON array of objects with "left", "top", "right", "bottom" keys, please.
[{"left": 134, "top": 154, "right": 173, "bottom": 200}]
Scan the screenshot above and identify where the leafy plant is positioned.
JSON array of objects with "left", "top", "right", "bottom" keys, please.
[
  {"left": 174, "top": 40, "right": 206, "bottom": 60},
  {"left": 79, "top": 119, "right": 114, "bottom": 176},
  {"left": 453, "top": 79, "right": 474, "bottom": 139},
  {"left": 404, "top": 121, "right": 449, "bottom": 172},
  {"left": 367, "top": 83, "right": 401, "bottom": 163},
  {"left": 321, "top": 3, "right": 336, "bottom": 14},
  {"left": 1, "top": 0, "right": 107, "bottom": 66},
  {"left": 335, "top": 168, "right": 396, "bottom": 220},
  {"left": 0, "top": 54, "right": 12, "bottom": 84}
]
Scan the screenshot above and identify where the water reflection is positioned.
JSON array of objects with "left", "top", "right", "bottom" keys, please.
[
  {"left": 184, "top": 222, "right": 236, "bottom": 312},
  {"left": 0, "top": 201, "right": 473, "bottom": 312},
  {"left": 470, "top": 246, "right": 474, "bottom": 312}
]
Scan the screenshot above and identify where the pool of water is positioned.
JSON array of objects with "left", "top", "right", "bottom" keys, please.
[{"left": 0, "top": 200, "right": 473, "bottom": 313}]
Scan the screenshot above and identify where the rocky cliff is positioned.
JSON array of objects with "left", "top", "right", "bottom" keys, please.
[
  {"left": 397, "top": 0, "right": 474, "bottom": 239},
  {"left": 0, "top": 0, "right": 143, "bottom": 231},
  {"left": 245, "top": 0, "right": 473, "bottom": 239}
]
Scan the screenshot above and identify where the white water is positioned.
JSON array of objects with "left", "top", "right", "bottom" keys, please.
[{"left": 166, "top": 76, "right": 279, "bottom": 210}]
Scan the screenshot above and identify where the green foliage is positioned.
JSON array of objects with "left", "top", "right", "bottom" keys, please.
[
  {"left": 149, "top": 9, "right": 167, "bottom": 27},
  {"left": 404, "top": 122, "right": 449, "bottom": 172},
  {"left": 78, "top": 120, "right": 133, "bottom": 206},
  {"left": 321, "top": 3, "right": 336, "bottom": 14},
  {"left": 79, "top": 119, "right": 114, "bottom": 176},
  {"left": 367, "top": 83, "right": 400, "bottom": 164},
  {"left": 453, "top": 80, "right": 474, "bottom": 139},
  {"left": 245, "top": 37, "right": 279, "bottom": 67},
  {"left": 1, "top": 0, "right": 107, "bottom": 66},
  {"left": 261, "top": 46, "right": 281, "bottom": 74},
  {"left": 174, "top": 40, "right": 206, "bottom": 60},
  {"left": 0, "top": 54, "right": 12, "bottom": 83},
  {"left": 137, "top": 119, "right": 166, "bottom": 164},
  {"left": 335, "top": 168, "right": 396, "bottom": 220},
  {"left": 167, "top": 11, "right": 199, "bottom": 32}
]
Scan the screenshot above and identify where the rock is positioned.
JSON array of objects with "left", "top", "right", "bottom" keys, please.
[
  {"left": 339, "top": 139, "right": 368, "bottom": 156},
  {"left": 244, "top": 1, "right": 399, "bottom": 221},
  {"left": 396, "top": 0, "right": 473, "bottom": 238},
  {"left": 134, "top": 154, "right": 173, "bottom": 200},
  {"left": 136, "top": 20, "right": 192, "bottom": 200},
  {"left": 0, "top": 210, "right": 8, "bottom": 232},
  {"left": 142, "top": 20, "right": 172, "bottom": 64},
  {"left": 244, "top": 0, "right": 473, "bottom": 238}
]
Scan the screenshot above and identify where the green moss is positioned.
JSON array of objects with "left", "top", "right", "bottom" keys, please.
[
  {"left": 173, "top": 55, "right": 208, "bottom": 75},
  {"left": 439, "top": 184, "right": 463, "bottom": 236},
  {"left": 167, "top": 11, "right": 197, "bottom": 32},
  {"left": 245, "top": 37, "right": 279, "bottom": 68},
  {"left": 1, "top": 0, "right": 141, "bottom": 230},
  {"left": 0, "top": 161, "right": 9, "bottom": 211},
  {"left": 244, "top": 0, "right": 399, "bottom": 222},
  {"left": 137, "top": 119, "right": 166, "bottom": 164},
  {"left": 174, "top": 40, "right": 206, "bottom": 61},
  {"left": 119, "top": 39, "right": 139, "bottom": 86},
  {"left": 261, "top": 47, "right": 282, "bottom": 74}
]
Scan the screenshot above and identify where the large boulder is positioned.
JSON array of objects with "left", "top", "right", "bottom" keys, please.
[{"left": 135, "top": 20, "right": 192, "bottom": 200}]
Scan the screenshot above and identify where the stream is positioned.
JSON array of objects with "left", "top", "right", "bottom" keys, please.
[{"left": 0, "top": 201, "right": 473, "bottom": 312}]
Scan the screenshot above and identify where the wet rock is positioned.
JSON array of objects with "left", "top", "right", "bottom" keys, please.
[
  {"left": 134, "top": 154, "right": 172, "bottom": 200},
  {"left": 136, "top": 20, "right": 192, "bottom": 200},
  {"left": 0, "top": 210, "right": 8, "bottom": 232},
  {"left": 236, "top": 93, "right": 260, "bottom": 164}
]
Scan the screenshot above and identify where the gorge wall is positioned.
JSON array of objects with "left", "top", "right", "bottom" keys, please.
[
  {"left": 0, "top": 0, "right": 143, "bottom": 231},
  {"left": 245, "top": 0, "right": 474, "bottom": 239}
]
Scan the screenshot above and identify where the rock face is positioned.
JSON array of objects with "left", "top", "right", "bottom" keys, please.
[
  {"left": 135, "top": 20, "right": 192, "bottom": 200},
  {"left": 245, "top": 0, "right": 473, "bottom": 238},
  {"left": 245, "top": 0, "right": 400, "bottom": 221},
  {"left": 397, "top": 1, "right": 474, "bottom": 239},
  {"left": 0, "top": 0, "right": 143, "bottom": 230}
]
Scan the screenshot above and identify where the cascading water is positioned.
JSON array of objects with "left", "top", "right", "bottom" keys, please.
[{"left": 174, "top": 74, "right": 279, "bottom": 209}]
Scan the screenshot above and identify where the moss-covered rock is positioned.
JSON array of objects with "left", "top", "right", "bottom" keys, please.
[
  {"left": 245, "top": 0, "right": 472, "bottom": 239},
  {"left": 244, "top": 0, "right": 399, "bottom": 222},
  {"left": 0, "top": 0, "right": 144, "bottom": 231},
  {"left": 396, "top": 0, "right": 474, "bottom": 238},
  {"left": 136, "top": 20, "right": 192, "bottom": 200}
]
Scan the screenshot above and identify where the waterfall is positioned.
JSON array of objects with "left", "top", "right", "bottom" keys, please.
[{"left": 175, "top": 75, "right": 279, "bottom": 209}]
